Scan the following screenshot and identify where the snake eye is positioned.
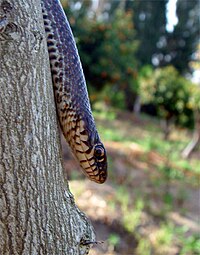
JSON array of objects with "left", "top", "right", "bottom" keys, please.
[{"left": 94, "top": 145, "right": 105, "bottom": 159}]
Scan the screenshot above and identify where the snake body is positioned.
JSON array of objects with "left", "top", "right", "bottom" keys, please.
[{"left": 41, "top": 0, "right": 107, "bottom": 183}]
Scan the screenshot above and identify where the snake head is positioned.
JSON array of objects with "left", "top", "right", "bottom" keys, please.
[
  {"left": 67, "top": 117, "right": 107, "bottom": 184},
  {"left": 78, "top": 126, "right": 107, "bottom": 184},
  {"left": 90, "top": 142, "right": 107, "bottom": 183}
]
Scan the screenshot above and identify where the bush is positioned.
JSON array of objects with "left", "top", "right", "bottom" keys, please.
[{"left": 140, "top": 66, "right": 195, "bottom": 128}]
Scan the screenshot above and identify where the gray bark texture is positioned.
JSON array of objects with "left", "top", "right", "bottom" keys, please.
[{"left": 0, "top": 1, "right": 95, "bottom": 254}]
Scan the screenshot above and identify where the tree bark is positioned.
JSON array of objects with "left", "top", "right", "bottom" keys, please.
[
  {"left": 182, "top": 109, "right": 200, "bottom": 158},
  {"left": 0, "top": 1, "right": 95, "bottom": 254}
]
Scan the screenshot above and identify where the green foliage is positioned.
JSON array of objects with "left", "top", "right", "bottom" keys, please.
[
  {"left": 136, "top": 222, "right": 200, "bottom": 255},
  {"left": 108, "top": 233, "right": 120, "bottom": 248},
  {"left": 99, "top": 10, "right": 138, "bottom": 85},
  {"left": 140, "top": 66, "right": 194, "bottom": 127},
  {"left": 92, "top": 102, "right": 117, "bottom": 121},
  {"left": 174, "top": 226, "right": 200, "bottom": 255},
  {"left": 152, "top": 223, "right": 174, "bottom": 253},
  {"left": 93, "top": 10, "right": 139, "bottom": 110},
  {"left": 179, "top": 233, "right": 200, "bottom": 255},
  {"left": 113, "top": 186, "right": 144, "bottom": 234},
  {"left": 122, "top": 199, "right": 144, "bottom": 233},
  {"left": 131, "top": 0, "right": 168, "bottom": 67},
  {"left": 96, "top": 85, "right": 126, "bottom": 110},
  {"left": 189, "top": 84, "right": 200, "bottom": 111},
  {"left": 163, "top": 0, "right": 200, "bottom": 74},
  {"left": 109, "top": 0, "right": 168, "bottom": 67},
  {"left": 136, "top": 239, "right": 152, "bottom": 255},
  {"left": 63, "top": 0, "right": 199, "bottom": 117},
  {"left": 64, "top": 2, "right": 139, "bottom": 110}
]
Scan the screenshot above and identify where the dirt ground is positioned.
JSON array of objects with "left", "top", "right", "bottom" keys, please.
[{"left": 60, "top": 112, "right": 200, "bottom": 255}]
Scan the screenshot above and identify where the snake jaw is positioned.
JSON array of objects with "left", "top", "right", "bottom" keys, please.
[
  {"left": 72, "top": 120, "right": 107, "bottom": 184},
  {"left": 61, "top": 115, "right": 107, "bottom": 183}
]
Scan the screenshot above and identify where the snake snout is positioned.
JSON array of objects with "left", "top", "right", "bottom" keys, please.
[
  {"left": 75, "top": 140, "right": 107, "bottom": 184},
  {"left": 67, "top": 119, "right": 108, "bottom": 183},
  {"left": 79, "top": 150, "right": 107, "bottom": 184}
]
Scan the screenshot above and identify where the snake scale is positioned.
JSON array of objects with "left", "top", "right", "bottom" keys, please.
[{"left": 41, "top": 0, "right": 107, "bottom": 184}]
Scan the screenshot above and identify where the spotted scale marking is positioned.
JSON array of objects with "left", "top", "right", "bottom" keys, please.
[{"left": 42, "top": 0, "right": 107, "bottom": 183}]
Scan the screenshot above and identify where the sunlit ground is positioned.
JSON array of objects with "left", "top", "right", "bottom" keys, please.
[{"left": 62, "top": 107, "right": 200, "bottom": 255}]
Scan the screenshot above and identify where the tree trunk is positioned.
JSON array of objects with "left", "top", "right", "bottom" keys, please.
[
  {"left": 161, "top": 117, "right": 174, "bottom": 140},
  {"left": 0, "top": 1, "right": 95, "bottom": 254},
  {"left": 182, "top": 109, "right": 200, "bottom": 158},
  {"left": 124, "top": 84, "right": 137, "bottom": 112}
]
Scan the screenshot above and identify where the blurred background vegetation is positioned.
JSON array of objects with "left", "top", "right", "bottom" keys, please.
[{"left": 60, "top": 0, "right": 200, "bottom": 254}]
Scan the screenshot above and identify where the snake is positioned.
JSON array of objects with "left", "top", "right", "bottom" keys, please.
[{"left": 41, "top": 0, "right": 107, "bottom": 184}]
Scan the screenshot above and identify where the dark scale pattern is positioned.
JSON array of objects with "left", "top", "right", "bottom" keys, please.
[{"left": 41, "top": 0, "right": 107, "bottom": 183}]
